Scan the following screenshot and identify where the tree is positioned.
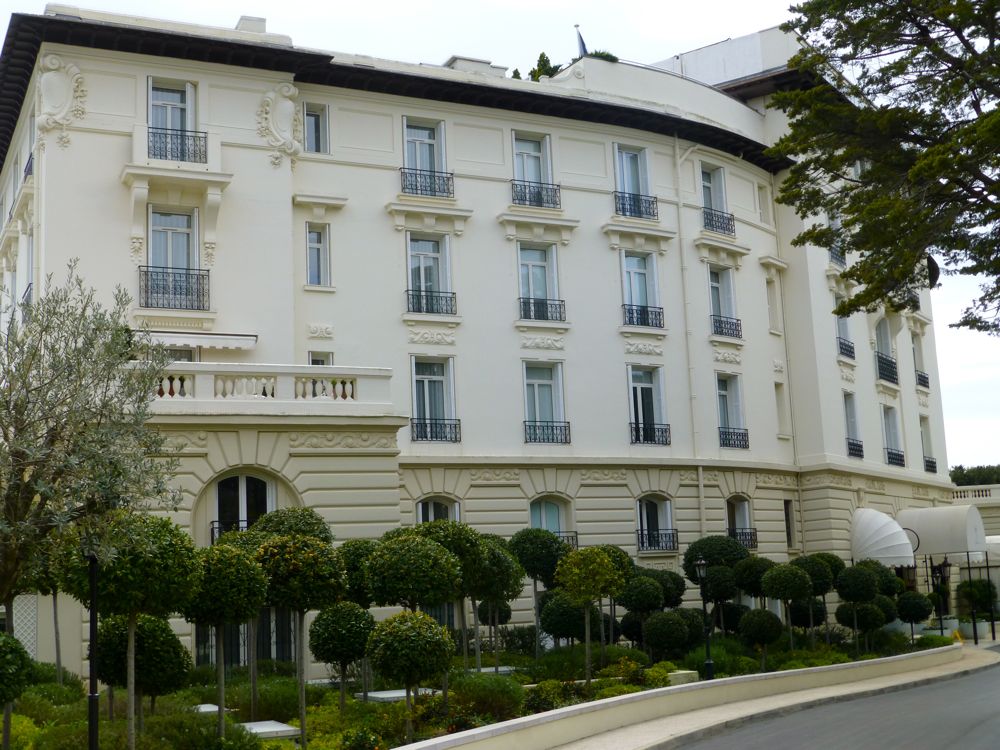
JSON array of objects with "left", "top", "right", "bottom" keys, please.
[
  {"left": 951, "top": 465, "right": 1000, "bottom": 486},
  {"left": 682, "top": 536, "right": 749, "bottom": 584},
  {"left": 540, "top": 591, "right": 598, "bottom": 644},
  {"left": 642, "top": 612, "right": 689, "bottom": 661},
  {"left": 509, "top": 528, "right": 570, "bottom": 660},
  {"left": 617, "top": 576, "right": 663, "bottom": 622},
  {"left": 836, "top": 602, "right": 885, "bottom": 651},
  {"left": 812, "top": 552, "right": 846, "bottom": 581},
  {"left": 20, "top": 534, "right": 67, "bottom": 685},
  {"left": 555, "top": 548, "right": 625, "bottom": 685},
  {"left": 469, "top": 537, "right": 524, "bottom": 672},
  {"left": 873, "top": 594, "right": 898, "bottom": 625},
  {"left": 0, "top": 267, "right": 174, "bottom": 614},
  {"left": 256, "top": 534, "right": 345, "bottom": 750},
  {"left": 791, "top": 555, "right": 834, "bottom": 646},
  {"left": 733, "top": 556, "right": 776, "bottom": 608},
  {"left": 855, "top": 559, "right": 900, "bottom": 597},
  {"left": 635, "top": 567, "right": 686, "bottom": 609},
  {"left": 366, "top": 534, "right": 461, "bottom": 612},
  {"left": 0, "top": 631, "right": 31, "bottom": 750},
  {"left": 251, "top": 507, "right": 334, "bottom": 544},
  {"left": 594, "top": 545, "right": 633, "bottom": 659},
  {"left": 184, "top": 544, "right": 267, "bottom": 737},
  {"left": 703, "top": 566, "right": 738, "bottom": 633},
  {"left": 739, "top": 609, "right": 783, "bottom": 671},
  {"left": 957, "top": 578, "right": 997, "bottom": 615},
  {"left": 897, "top": 591, "right": 934, "bottom": 642},
  {"left": 761, "top": 564, "right": 812, "bottom": 650},
  {"left": 367, "top": 611, "right": 453, "bottom": 743},
  {"left": 309, "top": 602, "right": 375, "bottom": 710},
  {"left": 338, "top": 538, "right": 379, "bottom": 608},
  {"left": 772, "top": 1, "right": 1000, "bottom": 332},
  {"left": 528, "top": 52, "right": 561, "bottom": 81},
  {"left": 835, "top": 566, "right": 879, "bottom": 652}
]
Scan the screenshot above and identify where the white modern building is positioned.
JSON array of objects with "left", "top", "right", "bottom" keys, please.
[{"left": 0, "top": 7, "right": 955, "bottom": 677}]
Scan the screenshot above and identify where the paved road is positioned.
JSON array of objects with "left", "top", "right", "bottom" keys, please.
[{"left": 684, "top": 663, "right": 1000, "bottom": 750}]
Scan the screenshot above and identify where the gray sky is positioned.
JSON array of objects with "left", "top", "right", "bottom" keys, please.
[{"left": 3, "top": 0, "right": 997, "bottom": 469}]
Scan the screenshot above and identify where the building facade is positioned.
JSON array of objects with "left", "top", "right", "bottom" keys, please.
[{"left": 0, "top": 8, "right": 954, "bottom": 677}]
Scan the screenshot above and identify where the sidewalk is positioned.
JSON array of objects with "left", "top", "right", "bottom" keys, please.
[{"left": 553, "top": 644, "right": 1000, "bottom": 750}]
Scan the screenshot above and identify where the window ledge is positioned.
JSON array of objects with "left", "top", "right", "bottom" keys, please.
[
  {"left": 387, "top": 200, "right": 473, "bottom": 235},
  {"left": 302, "top": 284, "right": 337, "bottom": 294},
  {"left": 769, "top": 328, "right": 783, "bottom": 337},
  {"left": 916, "top": 384, "right": 931, "bottom": 394},
  {"left": 636, "top": 549, "right": 679, "bottom": 557},
  {"left": 619, "top": 325, "right": 667, "bottom": 340},
  {"left": 876, "top": 381, "right": 901, "bottom": 398},
  {"left": 402, "top": 313, "right": 463, "bottom": 328},
  {"left": 837, "top": 354, "right": 856, "bottom": 368},
  {"left": 709, "top": 334, "right": 745, "bottom": 348},
  {"left": 777, "top": 433, "right": 793, "bottom": 441},
  {"left": 516, "top": 319, "right": 571, "bottom": 334},
  {"left": 498, "top": 212, "right": 579, "bottom": 246}
]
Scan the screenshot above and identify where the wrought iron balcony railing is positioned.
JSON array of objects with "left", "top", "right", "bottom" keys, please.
[
  {"left": 614, "top": 191, "right": 658, "bottom": 220},
  {"left": 924, "top": 456, "right": 938, "bottom": 473},
  {"left": 406, "top": 290, "right": 457, "bottom": 315},
  {"left": 148, "top": 127, "right": 208, "bottom": 163},
  {"left": 400, "top": 167, "right": 454, "bottom": 198},
  {"left": 524, "top": 420, "right": 571, "bottom": 444},
  {"left": 519, "top": 297, "right": 566, "bottom": 322},
  {"left": 23, "top": 153, "right": 33, "bottom": 182},
  {"left": 711, "top": 314, "right": 743, "bottom": 338},
  {"left": 210, "top": 519, "right": 249, "bottom": 543},
  {"left": 410, "top": 418, "right": 462, "bottom": 443},
  {"left": 622, "top": 304, "right": 664, "bottom": 328},
  {"left": 636, "top": 529, "right": 679, "bottom": 552},
  {"left": 916, "top": 369, "right": 930, "bottom": 389},
  {"left": 719, "top": 427, "right": 750, "bottom": 449},
  {"left": 555, "top": 531, "right": 578, "bottom": 548},
  {"left": 847, "top": 438, "right": 864, "bottom": 459},
  {"left": 703, "top": 206, "right": 736, "bottom": 235},
  {"left": 728, "top": 527, "right": 758, "bottom": 549},
  {"left": 886, "top": 448, "right": 906, "bottom": 467},
  {"left": 630, "top": 422, "right": 671, "bottom": 445},
  {"left": 837, "top": 337, "right": 856, "bottom": 359},
  {"left": 875, "top": 352, "right": 898, "bottom": 384},
  {"left": 511, "top": 180, "right": 561, "bottom": 209},
  {"left": 829, "top": 245, "right": 846, "bottom": 267},
  {"left": 139, "top": 266, "right": 210, "bottom": 310}
]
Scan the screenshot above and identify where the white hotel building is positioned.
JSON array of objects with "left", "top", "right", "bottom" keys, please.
[{"left": 0, "top": 7, "right": 954, "bottom": 675}]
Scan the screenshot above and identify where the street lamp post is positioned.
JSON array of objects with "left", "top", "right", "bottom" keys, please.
[
  {"left": 930, "top": 561, "right": 944, "bottom": 637},
  {"left": 88, "top": 553, "right": 99, "bottom": 750},
  {"left": 695, "top": 556, "right": 714, "bottom": 680}
]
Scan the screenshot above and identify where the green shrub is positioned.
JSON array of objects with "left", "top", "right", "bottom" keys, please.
[
  {"left": 674, "top": 608, "right": 708, "bottom": 649},
  {"left": 498, "top": 625, "right": 537, "bottom": 656},
  {"left": 594, "top": 684, "right": 642, "bottom": 699},
  {"left": 916, "top": 634, "right": 955, "bottom": 649},
  {"left": 524, "top": 679, "right": 572, "bottom": 713},
  {"left": 643, "top": 611, "right": 689, "bottom": 661},
  {"left": 27, "top": 662, "right": 84, "bottom": 690},
  {"left": 8, "top": 714, "right": 40, "bottom": 750},
  {"left": 449, "top": 673, "right": 524, "bottom": 721},
  {"left": 596, "top": 657, "right": 644, "bottom": 683},
  {"left": 643, "top": 661, "right": 678, "bottom": 687},
  {"left": 731, "top": 656, "right": 760, "bottom": 675},
  {"left": 531, "top": 645, "right": 647, "bottom": 681},
  {"left": 14, "top": 690, "right": 87, "bottom": 726},
  {"left": 21, "top": 680, "right": 84, "bottom": 705},
  {"left": 781, "top": 660, "right": 808, "bottom": 670},
  {"left": 187, "top": 664, "right": 218, "bottom": 686},
  {"left": 144, "top": 713, "right": 262, "bottom": 749},
  {"left": 339, "top": 728, "right": 387, "bottom": 750}
]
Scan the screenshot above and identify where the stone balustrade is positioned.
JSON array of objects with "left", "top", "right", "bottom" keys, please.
[{"left": 953, "top": 485, "right": 1000, "bottom": 501}]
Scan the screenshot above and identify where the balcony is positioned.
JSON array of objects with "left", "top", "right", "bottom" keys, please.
[
  {"left": 636, "top": 529, "right": 679, "bottom": 552},
  {"left": 837, "top": 337, "right": 856, "bottom": 359},
  {"left": 924, "top": 456, "right": 938, "bottom": 473},
  {"left": 411, "top": 418, "right": 462, "bottom": 443},
  {"left": 150, "top": 362, "right": 395, "bottom": 418},
  {"left": 400, "top": 168, "right": 454, "bottom": 198},
  {"left": 630, "top": 422, "right": 671, "bottom": 446},
  {"left": 511, "top": 180, "right": 561, "bottom": 209},
  {"left": 886, "top": 448, "right": 906, "bottom": 467},
  {"left": 210, "top": 519, "right": 250, "bottom": 543},
  {"left": 519, "top": 297, "right": 566, "bottom": 322},
  {"left": 555, "top": 531, "right": 578, "bottom": 549},
  {"left": 148, "top": 127, "right": 208, "bottom": 163},
  {"left": 916, "top": 369, "right": 930, "bottom": 389},
  {"left": 524, "top": 421, "right": 571, "bottom": 444},
  {"left": 614, "top": 191, "right": 658, "bottom": 220},
  {"left": 622, "top": 304, "right": 664, "bottom": 328},
  {"left": 728, "top": 527, "right": 758, "bottom": 549},
  {"left": 139, "top": 266, "right": 209, "bottom": 311},
  {"left": 406, "top": 290, "right": 457, "bottom": 315},
  {"left": 22, "top": 153, "right": 32, "bottom": 182},
  {"left": 719, "top": 427, "right": 750, "bottom": 449},
  {"left": 711, "top": 314, "right": 743, "bottom": 339},
  {"left": 703, "top": 207, "right": 736, "bottom": 235},
  {"left": 847, "top": 438, "right": 865, "bottom": 459},
  {"left": 875, "top": 352, "right": 898, "bottom": 384},
  {"left": 829, "top": 245, "right": 846, "bottom": 268}
]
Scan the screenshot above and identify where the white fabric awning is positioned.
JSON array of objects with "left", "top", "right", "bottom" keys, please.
[
  {"left": 895, "top": 505, "right": 987, "bottom": 556},
  {"left": 150, "top": 332, "right": 257, "bottom": 350},
  {"left": 851, "top": 508, "right": 915, "bottom": 566}
]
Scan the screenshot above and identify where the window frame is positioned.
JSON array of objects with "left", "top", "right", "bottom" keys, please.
[
  {"left": 403, "top": 117, "right": 446, "bottom": 172},
  {"left": 843, "top": 391, "right": 860, "bottom": 440},
  {"left": 148, "top": 206, "right": 199, "bottom": 269},
  {"left": 627, "top": 364, "right": 665, "bottom": 427},
  {"left": 881, "top": 404, "right": 902, "bottom": 451},
  {"left": 306, "top": 222, "right": 331, "bottom": 287},
  {"left": 636, "top": 495, "right": 673, "bottom": 535},
  {"left": 411, "top": 356, "right": 456, "bottom": 421},
  {"left": 709, "top": 264, "right": 736, "bottom": 318},
  {"left": 302, "top": 102, "right": 329, "bottom": 154},
  {"left": 518, "top": 242, "right": 558, "bottom": 301},
  {"left": 523, "top": 361, "right": 565, "bottom": 423},
  {"left": 716, "top": 373, "right": 744, "bottom": 430},
  {"left": 621, "top": 250, "right": 658, "bottom": 308},
  {"left": 613, "top": 143, "right": 649, "bottom": 195},
  {"left": 406, "top": 232, "right": 451, "bottom": 294},
  {"left": 308, "top": 351, "right": 334, "bottom": 366},
  {"left": 875, "top": 317, "right": 893, "bottom": 355},
  {"left": 148, "top": 78, "right": 196, "bottom": 131},
  {"left": 416, "top": 496, "right": 459, "bottom": 523},
  {"left": 214, "top": 473, "right": 275, "bottom": 529},
  {"left": 530, "top": 497, "right": 565, "bottom": 533},
  {"left": 700, "top": 164, "right": 726, "bottom": 211},
  {"left": 513, "top": 132, "right": 552, "bottom": 183},
  {"left": 919, "top": 415, "right": 933, "bottom": 457}
]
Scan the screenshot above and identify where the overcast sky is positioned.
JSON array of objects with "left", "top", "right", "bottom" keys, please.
[{"left": 2, "top": 0, "right": 998, "bottom": 469}]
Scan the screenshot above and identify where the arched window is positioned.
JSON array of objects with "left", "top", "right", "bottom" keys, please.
[
  {"left": 213, "top": 474, "right": 273, "bottom": 541},
  {"left": 530, "top": 497, "right": 563, "bottom": 533},
  {"left": 726, "top": 496, "right": 757, "bottom": 549},
  {"left": 416, "top": 496, "right": 459, "bottom": 523},
  {"left": 636, "top": 495, "right": 676, "bottom": 551}
]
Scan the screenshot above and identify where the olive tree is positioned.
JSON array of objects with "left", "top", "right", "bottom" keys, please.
[
  {"left": 739, "top": 609, "right": 784, "bottom": 671},
  {"left": 509, "top": 528, "right": 570, "bottom": 660},
  {"left": 733, "top": 556, "right": 776, "bottom": 609},
  {"left": 897, "top": 591, "right": 934, "bottom": 642},
  {"left": 761, "top": 564, "right": 812, "bottom": 650},
  {"left": 791, "top": 555, "right": 834, "bottom": 647},
  {"left": 309, "top": 602, "right": 375, "bottom": 710},
  {"left": 367, "top": 611, "right": 453, "bottom": 743},
  {"left": 184, "top": 544, "right": 267, "bottom": 737}
]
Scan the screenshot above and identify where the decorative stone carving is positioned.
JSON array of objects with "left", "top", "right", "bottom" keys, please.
[
  {"left": 130, "top": 237, "right": 144, "bottom": 265},
  {"left": 202, "top": 242, "right": 216, "bottom": 268},
  {"left": 773, "top": 360, "right": 785, "bottom": 373},
  {"left": 162, "top": 431, "right": 208, "bottom": 452},
  {"left": 580, "top": 469, "right": 627, "bottom": 482},
  {"left": 840, "top": 365, "right": 855, "bottom": 383},
  {"left": 713, "top": 347, "right": 741, "bottom": 365},
  {"left": 913, "top": 485, "right": 930, "bottom": 498},
  {"left": 801, "top": 473, "right": 853, "bottom": 488},
  {"left": 256, "top": 83, "right": 302, "bottom": 167},
  {"left": 408, "top": 328, "right": 455, "bottom": 345},
  {"left": 679, "top": 470, "right": 719, "bottom": 483},
  {"left": 755, "top": 472, "right": 797, "bottom": 488},
  {"left": 469, "top": 469, "right": 521, "bottom": 483},
  {"left": 521, "top": 335, "right": 564, "bottom": 350},
  {"left": 288, "top": 432, "right": 397, "bottom": 450},
  {"left": 37, "top": 55, "right": 86, "bottom": 148},
  {"left": 918, "top": 393, "right": 929, "bottom": 408},
  {"left": 307, "top": 324, "right": 334, "bottom": 339},
  {"left": 865, "top": 479, "right": 886, "bottom": 492},
  {"left": 625, "top": 341, "right": 662, "bottom": 356}
]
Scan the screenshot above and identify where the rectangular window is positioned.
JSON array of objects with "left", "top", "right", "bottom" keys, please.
[
  {"left": 309, "top": 351, "right": 334, "bottom": 366},
  {"left": 774, "top": 382, "right": 790, "bottom": 435},
  {"left": 882, "top": 404, "right": 904, "bottom": 466},
  {"left": 524, "top": 362, "right": 564, "bottom": 423},
  {"left": 514, "top": 134, "right": 547, "bottom": 183},
  {"left": 629, "top": 366, "right": 669, "bottom": 445},
  {"left": 844, "top": 392, "right": 859, "bottom": 440},
  {"left": 404, "top": 119, "right": 444, "bottom": 171},
  {"left": 149, "top": 82, "right": 193, "bottom": 130},
  {"left": 624, "top": 253, "right": 651, "bottom": 307},
  {"left": 717, "top": 374, "right": 744, "bottom": 429},
  {"left": 709, "top": 266, "right": 736, "bottom": 318},
  {"left": 920, "top": 416, "right": 932, "bottom": 458},
  {"left": 519, "top": 244, "right": 556, "bottom": 300},
  {"left": 150, "top": 210, "right": 196, "bottom": 269},
  {"left": 306, "top": 224, "right": 330, "bottom": 286},
  {"left": 835, "top": 295, "right": 851, "bottom": 341},
  {"left": 303, "top": 103, "right": 328, "bottom": 154},
  {"left": 408, "top": 236, "right": 443, "bottom": 293},
  {"left": 166, "top": 347, "right": 197, "bottom": 362},
  {"left": 766, "top": 276, "right": 781, "bottom": 331},
  {"left": 701, "top": 166, "right": 725, "bottom": 210},
  {"left": 616, "top": 146, "right": 645, "bottom": 195},
  {"left": 757, "top": 184, "right": 771, "bottom": 225},
  {"left": 784, "top": 500, "right": 795, "bottom": 547},
  {"left": 413, "top": 359, "right": 452, "bottom": 421}
]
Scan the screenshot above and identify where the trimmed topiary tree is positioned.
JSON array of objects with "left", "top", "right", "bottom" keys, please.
[
  {"left": 337, "top": 538, "right": 379, "bottom": 609},
  {"left": 509, "top": 528, "right": 570, "bottom": 660},
  {"left": 540, "top": 590, "right": 598, "bottom": 643},
  {"left": 874, "top": 594, "right": 898, "bottom": 625},
  {"left": 620, "top": 610, "right": 643, "bottom": 646},
  {"left": 366, "top": 534, "right": 461, "bottom": 612},
  {"left": 642, "top": 611, "right": 689, "bottom": 661},
  {"left": 789, "top": 598, "right": 827, "bottom": 630},
  {"left": 0, "top": 631, "right": 32, "bottom": 704},
  {"left": 791, "top": 555, "right": 835, "bottom": 647},
  {"left": 855, "top": 559, "right": 901, "bottom": 597},
  {"left": 836, "top": 602, "right": 885, "bottom": 651},
  {"left": 467, "top": 535, "right": 523, "bottom": 672},
  {"left": 309, "top": 602, "right": 375, "bottom": 710},
  {"left": 635, "top": 567, "right": 685, "bottom": 609},
  {"left": 251, "top": 507, "right": 334, "bottom": 544},
  {"left": 812, "top": 552, "right": 846, "bottom": 581},
  {"left": 682, "top": 536, "right": 749, "bottom": 584},
  {"left": 184, "top": 544, "right": 267, "bottom": 738},
  {"left": 704, "top": 566, "right": 738, "bottom": 633},
  {"left": 835, "top": 566, "right": 879, "bottom": 652},
  {"left": 675, "top": 608, "right": 707, "bottom": 650},
  {"left": 367, "top": 611, "right": 454, "bottom": 743},
  {"left": 733, "top": 556, "right": 776, "bottom": 609},
  {"left": 761, "top": 564, "right": 812, "bottom": 650},
  {"left": 738, "top": 608, "right": 783, "bottom": 670},
  {"left": 897, "top": 591, "right": 934, "bottom": 642},
  {"left": 618, "top": 576, "right": 663, "bottom": 623}
]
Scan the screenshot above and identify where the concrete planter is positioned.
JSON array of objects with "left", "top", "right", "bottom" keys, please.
[{"left": 959, "top": 620, "right": 992, "bottom": 639}]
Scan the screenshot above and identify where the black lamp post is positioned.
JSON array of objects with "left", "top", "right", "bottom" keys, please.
[
  {"left": 695, "top": 556, "right": 714, "bottom": 680},
  {"left": 930, "top": 561, "right": 944, "bottom": 637},
  {"left": 87, "top": 553, "right": 99, "bottom": 750}
]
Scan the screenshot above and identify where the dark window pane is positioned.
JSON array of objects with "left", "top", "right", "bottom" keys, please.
[
  {"left": 246, "top": 476, "right": 268, "bottom": 525},
  {"left": 217, "top": 476, "right": 239, "bottom": 526}
]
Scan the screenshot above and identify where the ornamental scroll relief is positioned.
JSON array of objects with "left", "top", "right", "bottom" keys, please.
[
  {"left": 625, "top": 342, "right": 663, "bottom": 356},
  {"left": 37, "top": 55, "right": 87, "bottom": 149},
  {"left": 521, "top": 335, "right": 564, "bottom": 350},
  {"left": 469, "top": 469, "right": 521, "bottom": 483},
  {"left": 257, "top": 83, "right": 302, "bottom": 167},
  {"left": 288, "top": 432, "right": 397, "bottom": 450},
  {"left": 580, "top": 469, "right": 627, "bottom": 483},
  {"left": 308, "top": 324, "right": 334, "bottom": 339},
  {"left": 409, "top": 329, "right": 455, "bottom": 345}
]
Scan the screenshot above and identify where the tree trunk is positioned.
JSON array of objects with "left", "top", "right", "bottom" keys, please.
[
  {"left": 910, "top": 621, "right": 915, "bottom": 644},
  {"left": 808, "top": 599, "right": 816, "bottom": 649},
  {"left": 583, "top": 606, "right": 592, "bottom": 687},
  {"left": 493, "top": 606, "right": 500, "bottom": 673},
  {"left": 108, "top": 684, "right": 115, "bottom": 721},
  {"left": 718, "top": 602, "right": 726, "bottom": 635},
  {"left": 823, "top": 594, "right": 831, "bottom": 645},
  {"left": 136, "top": 687, "right": 144, "bottom": 734},
  {"left": 533, "top": 580, "right": 541, "bottom": 663},
  {"left": 785, "top": 602, "right": 795, "bottom": 650},
  {"left": 852, "top": 608, "right": 859, "bottom": 655},
  {"left": 296, "top": 610, "right": 308, "bottom": 750},
  {"left": 52, "top": 593, "right": 63, "bottom": 686},
  {"left": 339, "top": 661, "right": 347, "bottom": 711},
  {"left": 249, "top": 617, "right": 259, "bottom": 721},
  {"left": 404, "top": 685, "right": 413, "bottom": 744},
  {"left": 216, "top": 624, "right": 226, "bottom": 738},
  {"left": 471, "top": 598, "right": 482, "bottom": 671},
  {"left": 127, "top": 612, "right": 137, "bottom": 750},
  {"left": 459, "top": 598, "right": 469, "bottom": 671},
  {"left": 442, "top": 670, "right": 449, "bottom": 714},
  {"left": 598, "top": 597, "right": 606, "bottom": 668},
  {"left": 2, "top": 597, "right": 12, "bottom": 750}
]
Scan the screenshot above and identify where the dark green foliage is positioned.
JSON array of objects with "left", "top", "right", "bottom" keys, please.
[
  {"left": 873, "top": 594, "right": 898, "bottom": 624},
  {"left": 511, "top": 69, "right": 522, "bottom": 80},
  {"left": 91, "top": 615, "right": 191, "bottom": 696},
  {"left": 251, "top": 507, "right": 333, "bottom": 544},
  {"left": 498, "top": 625, "right": 537, "bottom": 656},
  {"left": 185, "top": 544, "right": 267, "bottom": 626},
  {"left": 540, "top": 591, "right": 598, "bottom": 641},
  {"left": 682, "top": 536, "right": 749, "bottom": 584},
  {"left": 595, "top": 545, "right": 635, "bottom": 585},
  {"left": 790, "top": 597, "right": 827, "bottom": 628},
  {"left": 509, "top": 528, "right": 569, "bottom": 588},
  {"left": 642, "top": 612, "right": 689, "bottom": 661},
  {"left": 791, "top": 555, "right": 834, "bottom": 596},
  {"left": 719, "top": 603, "right": 750, "bottom": 635},
  {"left": 256, "top": 534, "right": 345, "bottom": 611},
  {"left": 450, "top": 673, "right": 524, "bottom": 721},
  {"left": 635, "top": 567, "right": 685, "bottom": 608},
  {"left": 528, "top": 52, "right": 561, "bottom": 81},
  {"left": 811, "top": 553, "right": 846, "bottom": 581},
  {"left": 855, "top": 560, "right": 900, "bottom": 597},
  {"left": 337, "top": 538, "right": 379, "bottom": 608},
  {"left": 367, "top": 611, "right": 454, "bottom": 689},
  {"left": 477, "top": 600, "right": 512, "bottom": 625},
  {"left": 470, "top": 537, "right": 525, "bottom": 612},
  {"left": 897, "top": 591, "right": 934, "bottom": 625},
  {"left": 762, "top": 564, "right": 812, "bottom": 604},
  {"left": 836, "top": 566, "right": 878, "bottom": 603},
  {"left": 0, "top": 630, "right": 33, "bottom": 703},
  {"left": 739, "top": 609, "right": 784, "bottom": 650},
  {"left": 733, "top": 556, "right": 776, "bottom": 600},
  {"left": 951, "top": 465, "right": 1000, "bottom": 486},
  {"left": 957, "top": 579, "right": 997, "bottom": 613},
  {"left": 416, "top": 520, "right": 486, "bottom": 599},
  {"left": 836, "top": 602, "right": 885, "bottom": 633},
  {"left": 617, "top": 575, "right": 663, "bottom": 616},
  {"left": 916, "top": 634, "right": 955, "bottom": 649},
  {"left": 27, "top": 662, "right": 82, "bottom": 689},
  {"left": 674, "top": 608, "right": 707, "bottom": 649},
  {"left": 20, "top": 680, "right": 84, "bottom": 706},
  {"left": 586, "top": 50, "right": 619, "bottom": 62},
  {"left": 366, "top": 535, "right": 460, "bottom": 611},
  {"left": 704, "top": 566, "right": 738, "bottom": 604},
  {"left": 309, "top": 602, "right": 375, "bottom": 670},
  {"left": 620, "top": 610, "right": 643, "bottom": 645},
  {"left": 524, "top": 679, "right": 572, "bottom": 713},
  {"left": 530, "top": 645, "right": 648, "bottom": 682}
]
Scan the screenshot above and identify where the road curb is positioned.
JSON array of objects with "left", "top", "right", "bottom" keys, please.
[{"left": 646, "top": 653, "right": 1000, "bottom": 750}]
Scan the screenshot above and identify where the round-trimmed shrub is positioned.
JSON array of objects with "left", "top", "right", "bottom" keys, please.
[
  {"left": 855, "top": 559, "right": 901, "bottom": 596},
  {"left": 620, "top": 610, "right": 643, "bottom": 645},
  {"left": 811, "top": 552, "right": 846, "bottom": 580},
  {"left": 674, "top": 608, "right": 707, "bottom": 649},
  {"left": 617, "top": 575, "right": 663, "bottom": 616},
  {"left": 719, "top": 602, "right": 750, "bottom": 635},
  {"left": 738, "top": 608, "right": 783, "bottom": 670},
  {"left": 873, "top": 593, "right": 898, "bottom": 624},
  {"left": 789, "top": 597, "right": 827, "bottom": 628},
  {"left": 642, "top": 611, "right": 689, "bottom": 661},
  {"left": 791, "top": 555, "right": 834, "bottom": 597},
  {"left": 251, "top": 507, "right": 334, "bottom": 544},
  {"left": 704, "top": 566, "right": 738, "bottom": 604},
  {"left": 635, "top": 567, "right": 686, "bottom": 608},
  {"left": 365, "top": 534, "right": 459, "bottom": 610},
  {"left": 90, "top": 615, "right": 191, "bottom": 699},
  {"left": 761, "top": 564, "right": 813, "bottom": 604},
  {"left": 478, "top": 599, "right": 513, "bottom": 625},
  {"left": 509, "top": 528, "right": 570, "bottom": 589},
  {"left": 836, "top": 602, "right": 885, "bottom": 633},
  {"left": 540, "top": 591, "right": 599, "bottom": 642},
  {"left": 836, "top": 566, "right": 879, "bottom": 604},
  {"left": 897, "top": 591, "right": 934, "bottom": 630},
  {"left": 309, "top": 601, "right": 375, "bottom": 708},
  {"left": 0, "top": 631, "right": 33, "bottom": 704},
  {"left": 682, "top": 536, "right": 749, "bottom": 584},
  {"left": 337, "top": 538, "right": 380, "bottom": 608},
  {"left": 450, "top": 672, "right": 524, "bottom": 721},
  {"left": 957, "top": 579, "right": 997, "bottom": 613},
  {"left": 733, "top": 556, "right": 776, "bottom": 601}
]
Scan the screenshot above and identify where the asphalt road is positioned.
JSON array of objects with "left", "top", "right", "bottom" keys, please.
[{"left": 683, "top": 663, "right": 1000, "bottom": 750}]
